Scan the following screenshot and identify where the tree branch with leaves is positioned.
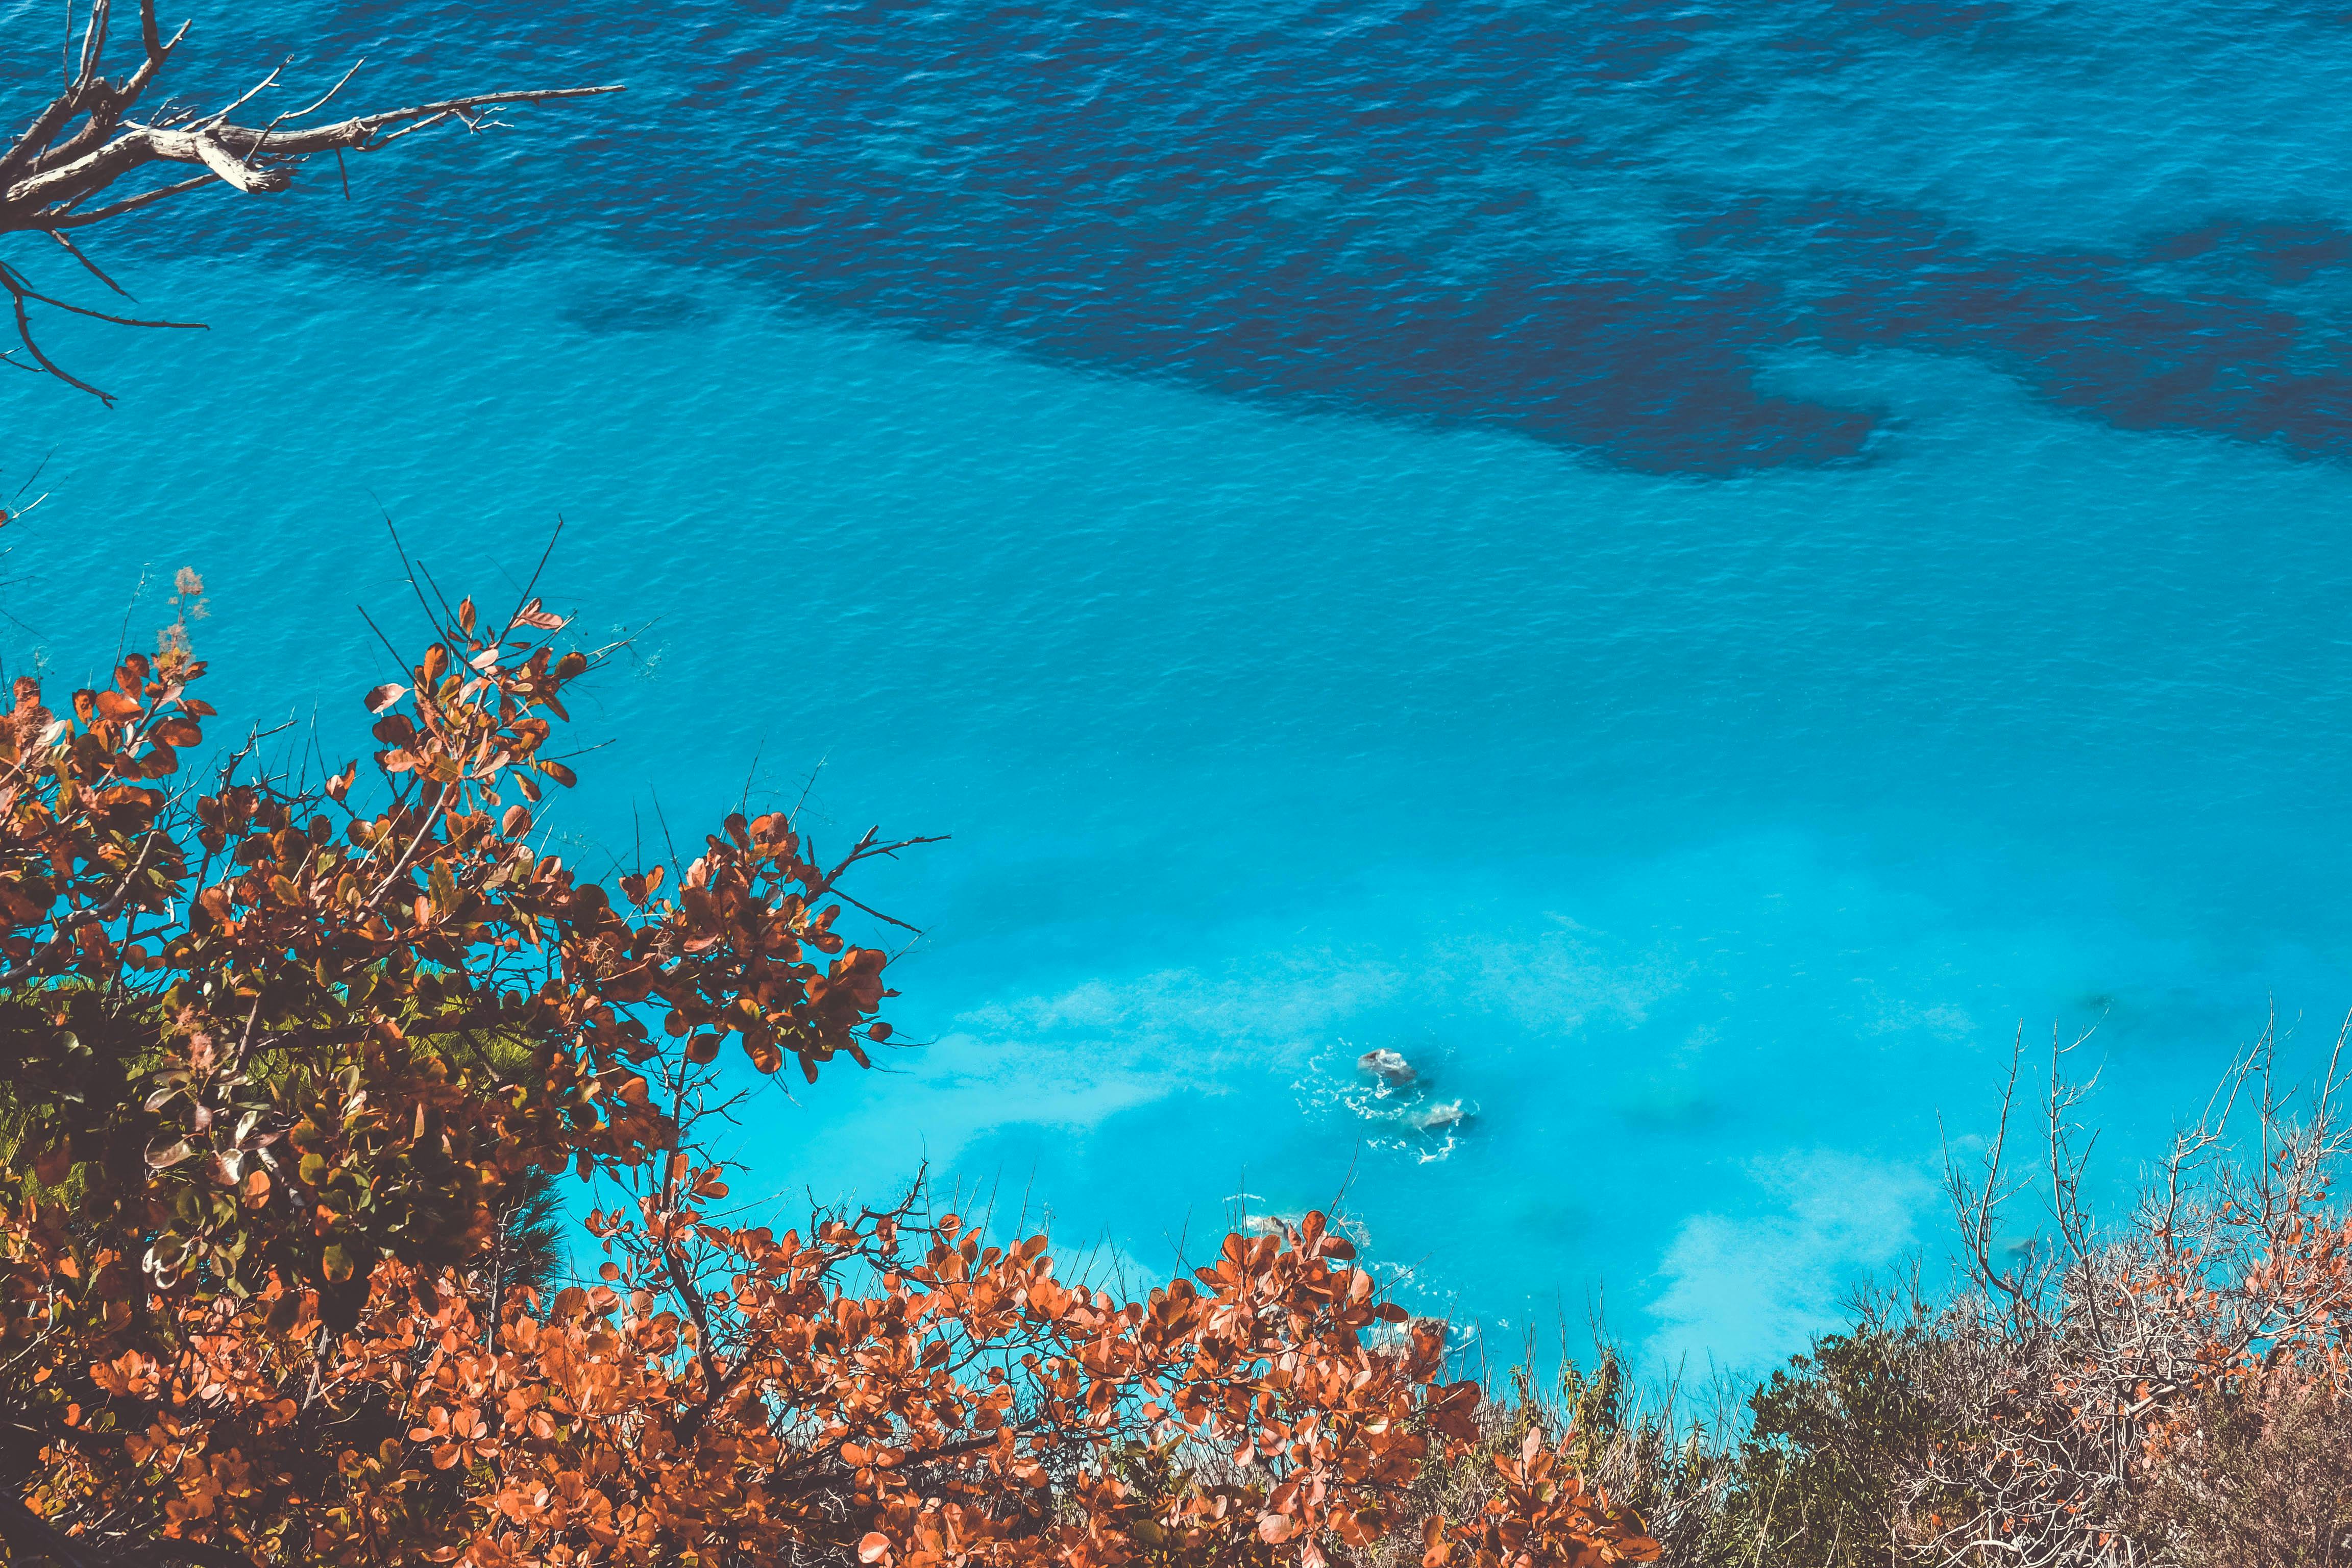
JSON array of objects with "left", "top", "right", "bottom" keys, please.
[{"left": 0, "top": 548, "right": 1659, "bottom": 1568}]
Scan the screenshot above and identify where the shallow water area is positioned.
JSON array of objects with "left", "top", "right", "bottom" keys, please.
[{"left": 7, "top": 0, "right": 2352, "bottom": 1374}]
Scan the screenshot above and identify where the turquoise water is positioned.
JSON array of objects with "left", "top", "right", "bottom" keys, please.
[{"left": 7, "top": 0, "right": 2352, "bottom": 1372}]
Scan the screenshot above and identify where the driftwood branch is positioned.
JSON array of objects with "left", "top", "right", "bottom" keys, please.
[{"left": 0, "top": 0, "right": 621, "bottom": 401}]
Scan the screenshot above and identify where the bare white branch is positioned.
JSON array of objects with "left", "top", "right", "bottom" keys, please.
[{"left": 0, "top": 4, "right": 620, "bottom": 399}]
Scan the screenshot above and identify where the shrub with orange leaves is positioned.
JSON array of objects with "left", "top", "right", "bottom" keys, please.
[
  {"left": 0, "top": 571, "right": 1658, "bottom": 1568},
  {"left": 1418, "top": 1427, "right": 1661, "bottom": 1568}
]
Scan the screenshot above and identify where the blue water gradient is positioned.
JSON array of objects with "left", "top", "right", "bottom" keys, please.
[{"left": 6, "top": 0, "right": 2352, "bottom": 1369}]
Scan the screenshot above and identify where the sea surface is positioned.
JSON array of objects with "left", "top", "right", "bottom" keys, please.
[{"left": 6, "top": 0, "right": 2352, "bottom": 1373}]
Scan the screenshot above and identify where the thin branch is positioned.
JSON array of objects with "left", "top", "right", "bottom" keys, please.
[
  {"left": 0, "top": 15, "right": 619, "bottom": 397},
  {"left": 268, "top": 56, "right": 367, "bottom": 129},
  {"left": 198, "top": 61, "right": 284, "bottom": 132},
  {"left": 45, "top": 226, "right": 130, "bottom": 299},
  {"left": 37, "top": 173, "right": 214, "bottom": 232}
]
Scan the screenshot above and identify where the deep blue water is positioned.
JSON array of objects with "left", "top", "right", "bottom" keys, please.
[{"left": 7, "top": 0, "right": 2352, "bottom": 1371}]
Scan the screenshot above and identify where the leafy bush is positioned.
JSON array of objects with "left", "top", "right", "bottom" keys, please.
[
  {"left": 1711, "top": 1289, "right": 1969, "bottom": 1567},
  {"left": 0, "top": 585, "right": 1661, "bottom": 1568}
]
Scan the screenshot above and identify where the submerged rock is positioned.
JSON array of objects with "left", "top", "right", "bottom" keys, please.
[
  {"left": 1412, "top": 1099, "right": 1468, "bottom": 1132},
  {"left": 1357, "top": 1047, "right": 1417, "bottom": 1087}
]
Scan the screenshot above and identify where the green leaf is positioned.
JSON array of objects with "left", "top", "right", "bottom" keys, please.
[{"left": 144, "top": 1137, "right": 197, "bottom": 1169}]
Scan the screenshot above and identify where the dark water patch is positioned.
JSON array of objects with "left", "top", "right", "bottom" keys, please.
[
  {"left": 690, "top": 190, "right": 1876, "bottom": 472},
  {"left": 558, "top": 290, "right": 716, "bottom": 333},
  {"left": 1617, "top": 1091, "right": 1725, "bottom": 1135},
  {"left": 1829, "top": 0, "right": 2017, "bottom": 39},
  {"left": 1717, "top": 199, "right": 2352, "bottom": 458},
  {"left": 14, "top": 0, "right": 2352, "bottom": 472},
  {"left": 2144, "top": 218, "right": 2352, "bottom": 287}
]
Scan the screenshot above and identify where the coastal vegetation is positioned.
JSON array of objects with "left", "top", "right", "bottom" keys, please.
[
  {"left": 1431, "top": 1032, "right": 2352, "bottom": 1567},
  {"left": 5, "top": 4, "right": 2349, "bottom": 1567},
  {"left": 0, "top": 588, "right": 1661, "bottom": 1568},
  {"left": 1, "top": 552, "right": 2344, "bottom": 1568}
]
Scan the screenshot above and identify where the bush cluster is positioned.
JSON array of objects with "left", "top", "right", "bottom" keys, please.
[
  {"left": 1443, "top": 1038, "right": 2352, "bottom": 1566},
  {"left": 0, "top": 600, "right": 1663, "bottom": 1568}
]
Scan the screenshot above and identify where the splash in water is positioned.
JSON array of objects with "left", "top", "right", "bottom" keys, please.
[{"left": 1295, "top": 1042, "right": 1482, "bottom": 1165}]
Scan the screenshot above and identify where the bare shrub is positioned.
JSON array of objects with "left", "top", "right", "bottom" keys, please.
[
  {"left": 2134, "top": 1362, "right": 2352, "bottom": 1567},
  {"left": 1908, "top": 1018, "right": 2352, "bottom": 1567}
]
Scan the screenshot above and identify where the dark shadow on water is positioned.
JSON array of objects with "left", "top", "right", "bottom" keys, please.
[
  {"left": 557, "top": 290, "right": 717, "bottom": 334},
  {"left": 26, "top": 0, "right": 2352, "bottom": 475}
]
